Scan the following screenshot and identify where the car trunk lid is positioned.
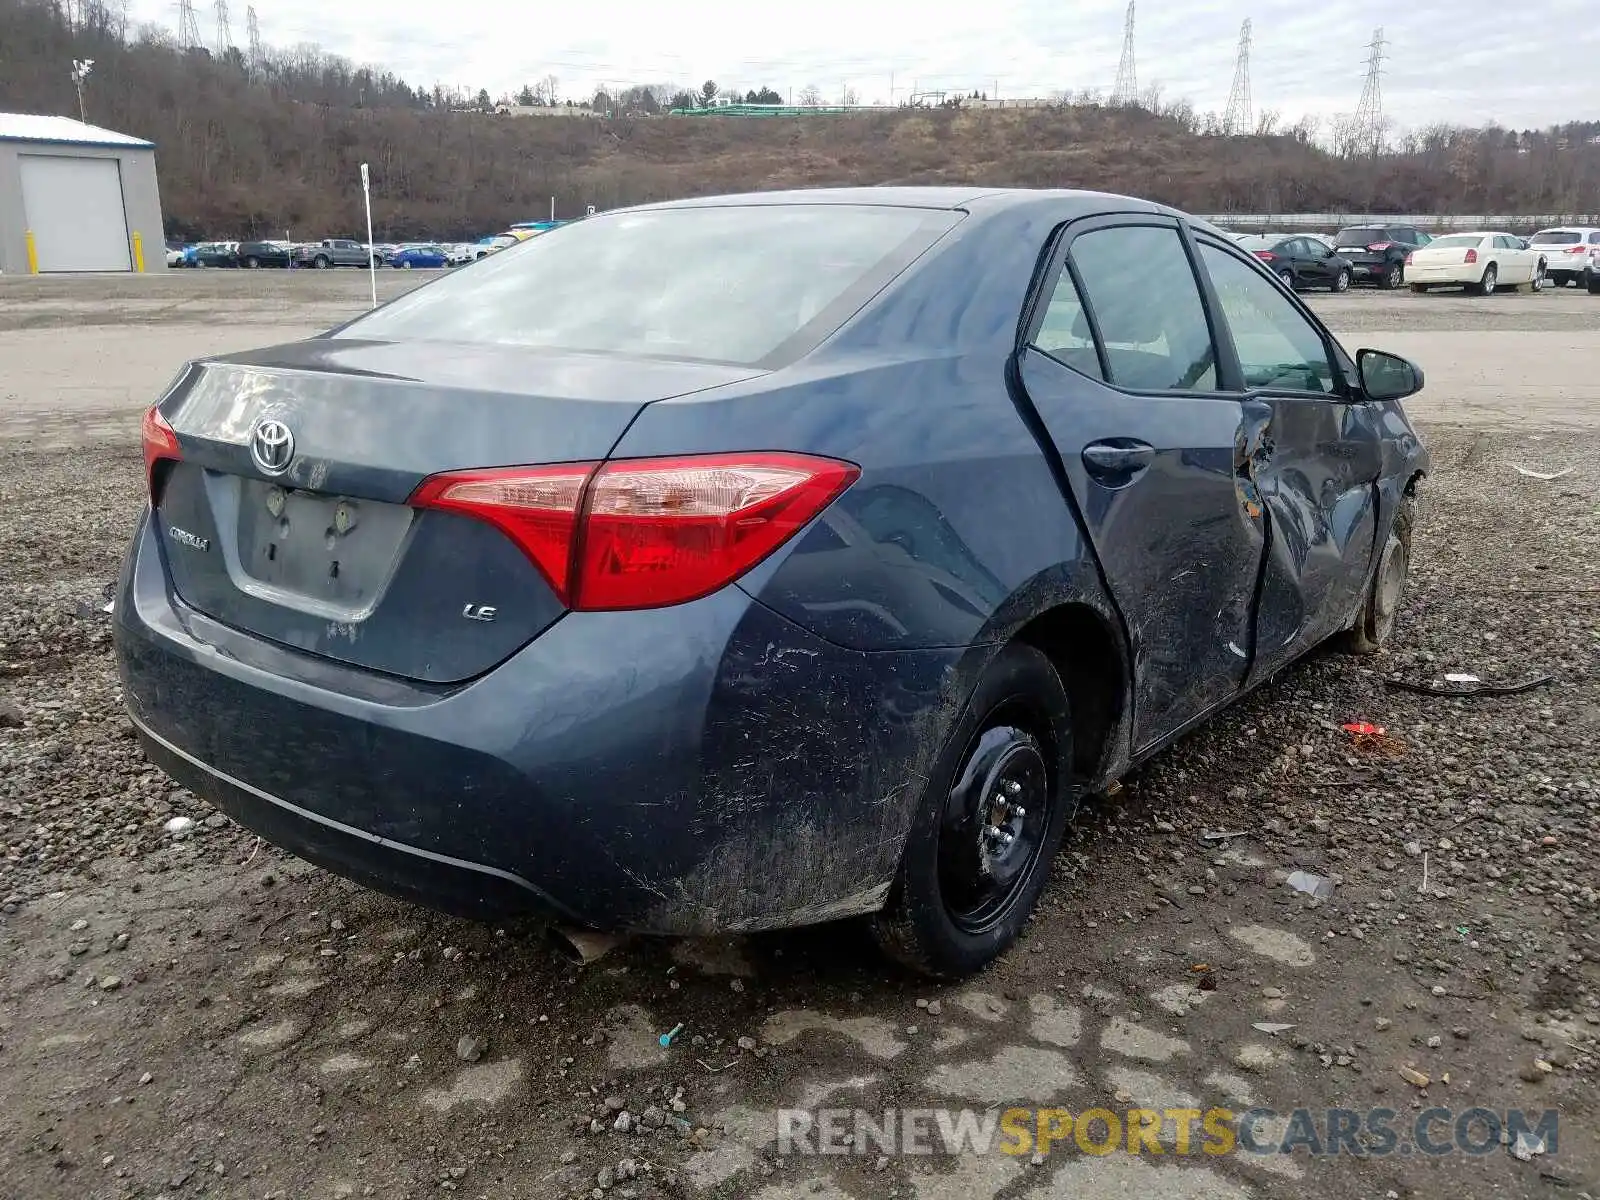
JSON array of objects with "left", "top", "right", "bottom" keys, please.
[{"left": 151, "top": 338, "right": 762, "bottom": 683}]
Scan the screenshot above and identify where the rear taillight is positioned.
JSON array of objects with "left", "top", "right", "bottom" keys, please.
[
  {"left": 410, "top": 452, "right": 860, "bottom": 611},
  {"left": 1367, "top": 241, "right": 1393, "bottom": 252},
  {"left": 1567, "top": 246, "right": 1588, "bottom": 255},
  {"left": 1463, "top": 248, "right": 1477, "bottom": 264},
  {"left": 1405, "top": 252, "right": 1414, "bottom": 265},
  {"left": 1253, "top": 251, "right": 1276, "bottom": 261},
  {"left": 141, "top": 404, "right": 181, "bottom": 497}
]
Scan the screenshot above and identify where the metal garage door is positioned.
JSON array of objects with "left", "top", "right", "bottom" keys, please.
[{"left": 19, "top": 154, "right": 133, "bottom": 272}]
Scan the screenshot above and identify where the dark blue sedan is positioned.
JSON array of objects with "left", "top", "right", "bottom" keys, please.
[
  {"left": 115, "top": 188, "right": 1428, "bottom": 978},
  {"left": 389, "top": 244, "right": 450, "bottom": 269}
]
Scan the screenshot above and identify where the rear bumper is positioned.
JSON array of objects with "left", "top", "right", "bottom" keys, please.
[
  {"left": 113, "top": 513, "right": 962, "bottom": 934},
  {"left": 1347, "top": 258, "right": 1400, "bottom": 282},
  {"left": 1406, "top": 265, "right": 1477, "bottom": 285}
]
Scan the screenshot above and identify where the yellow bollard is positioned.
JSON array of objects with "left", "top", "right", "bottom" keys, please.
[
  {"left": 131, "top": 231, "right": 145, "bottom": 273},
  {"left": 25, "top": 230, "right": 38, "bottom": 274}
]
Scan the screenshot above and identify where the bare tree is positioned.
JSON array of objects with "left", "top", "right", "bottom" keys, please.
[
  {"left": 839, "top": 84, "right": 859, "bottom": 106},
  {"left": 798, "top": 84, "right": 822, "bottom": 107},
  {"left": 1254, "top": 109, "right": 1280, "bottom": 137}
]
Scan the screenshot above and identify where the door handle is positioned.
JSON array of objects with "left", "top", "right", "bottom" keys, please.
[{"left": 1082, "top": 440, "right": 1155, "bottom": 478}]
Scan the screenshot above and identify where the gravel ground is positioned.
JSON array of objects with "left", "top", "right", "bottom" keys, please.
[{"left": 0, "top": 276, "right": 1595, "bottom": 1200}]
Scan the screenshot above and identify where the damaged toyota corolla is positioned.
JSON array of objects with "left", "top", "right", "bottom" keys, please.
[{"left": 114, "top": 187, "right": 1429, "bottom": 978}]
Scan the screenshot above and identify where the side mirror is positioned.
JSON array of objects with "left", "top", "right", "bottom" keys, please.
[{"left": 1357, "top": 349, "right": 1424, "bottom": 402}]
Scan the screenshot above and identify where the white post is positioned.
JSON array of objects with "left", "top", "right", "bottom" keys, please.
[
  {"left": 549, "top": 195, "right": 555, "bottom": 222},
  {"left": 360, "top": 163, "right": 376, "bottom": 308}
]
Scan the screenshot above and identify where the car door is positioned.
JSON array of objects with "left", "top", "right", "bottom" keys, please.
[
  {"left": 1191, "top": 235, "right": 1385, "bottom": 682},
  {"left": 1498, "top": 235, "right": 1532, "bottom": 282},
  {"left": 1295, "top": 238, "right": 1335, "bottom": 286},
  {"left": 1017, "top": 216, "right": 1266, "bottom": 751}
]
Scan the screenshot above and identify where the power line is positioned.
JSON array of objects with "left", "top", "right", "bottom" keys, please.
[
  {"left": 1111, "top": 0, "right": 1136, "bottom": 105},
  {"left": 1223, "top": 18, "right": 1252, "bottom": 136},
  {"left": 1352, "top": 26, "right": 1386, "bottom": 156}
]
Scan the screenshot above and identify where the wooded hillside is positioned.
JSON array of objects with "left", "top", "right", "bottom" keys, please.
[{"left": 4, "top": 0, "right": 1598, "bottom": 240}]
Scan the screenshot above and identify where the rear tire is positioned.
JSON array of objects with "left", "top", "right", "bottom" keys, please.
[
  {"left": 400, "top": 260, "right": 413, "bottom": 270},
  {"left": 1476, "top": 264, "right": 1497, "bottom": 296},
  {"left": 244, "top": 256, "right": 260, "bottom": 269},
  {"left": 1277, "top": 268, "right": 1296, "bottom": 291},
  {"left": 1341, "top": 494, "right": 1415, "bottom": 656},
  {"left": 313, "top": 255, "right": 330, "bottom": 269},
  {"left": 1332, "top": 268, "right": 1351, "bottom": 293},
  {"left": 1588, "top": 272, "right": 1600, "bottom": 295},
  {"left": 1409, "top": 283, "right": 1429, "bottom": 293},
  {"left": 1379, "top": 262, "right": 1403, "bottom": 289},
  {"left": 869, "top": 641, "right": 1075, "bottom": 979}
]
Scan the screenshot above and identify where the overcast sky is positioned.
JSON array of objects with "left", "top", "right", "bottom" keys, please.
[{"left": 128, "top": 0, "right": 1599, "bottom": 131}]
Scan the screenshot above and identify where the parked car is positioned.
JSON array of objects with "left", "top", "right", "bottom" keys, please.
[
  {"left": 1526, "top": 227, "right": 1600, "bottom": 290},
  {"left": 164, "top": 240, "right": 188, "bottom": 268},
  {"left": 193, "top": 241, "right": 238, "bottom": 268},
  {"left": 294, "top": 238, "right": 374, "bottom": 269},
  {"left": 390, "top": 244, "right": 450, "bottom": 269},
  {"left": 236, "top": 240, "right": 294, "bottom": 269},
  {"left": 1405, "top": 232, "right": 1545, "bottom": 294},
  {"left": 1236, "top": 234, "right": 1352, "bottom": 292},
  {"left": 1332, "top": 225, "right": 1432, "bottom": 289},
  {"left": 119, "top": 188, "right": 1429, "bottom": 978}
]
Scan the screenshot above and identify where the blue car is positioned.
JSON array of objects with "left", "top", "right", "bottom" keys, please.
[
  {"left": 389, "top": 244, "right": 450, "bottom": 269},
  {"left": 115, "top": 188, "right": 1428, "bottom": 978}
]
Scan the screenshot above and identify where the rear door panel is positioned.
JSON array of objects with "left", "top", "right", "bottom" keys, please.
[{"left": 1017, "top": 216, "right": 1265, "bottom": 751}]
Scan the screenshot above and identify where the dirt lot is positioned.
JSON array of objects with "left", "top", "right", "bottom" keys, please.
[{"left": 0, "top": 271, "right": 1595, "bottom": 1200}]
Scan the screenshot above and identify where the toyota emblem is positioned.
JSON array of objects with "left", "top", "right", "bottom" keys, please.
[{"left": 249, "top": 417, "right": 295, "bottom": 476}]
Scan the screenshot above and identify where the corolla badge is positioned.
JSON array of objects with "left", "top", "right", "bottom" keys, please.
[
  {"left": 249, "top": 416, "right": 295, "bottom": 475},
  {"left": 168, "top": 525, "right": 210, "bottom": 552}
]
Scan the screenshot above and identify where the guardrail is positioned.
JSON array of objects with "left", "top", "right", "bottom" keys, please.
[{"left": 1198, "top": 213, "right": 1600, "bottom": 231}]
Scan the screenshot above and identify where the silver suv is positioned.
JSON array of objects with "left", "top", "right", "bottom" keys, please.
[{"left": 1527, "top": 227, "right": 1600, "bottom": 290}]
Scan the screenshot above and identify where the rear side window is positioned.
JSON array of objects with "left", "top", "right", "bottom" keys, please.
[
  {"left": 1033, "top": 269, "right": 1104, "bottom": 380},
  {"left": 1066, "top": 226, "right": 1217, "bottom": 392},
  {"left": 1531, "top": 230, "right": 1582, "bottom": 245},
  {"left": 1590, "top": 233, "right": 1600, "bottom": 245},
  {"left": 337, "top": 204, "right": 961, "bottom": 367}
]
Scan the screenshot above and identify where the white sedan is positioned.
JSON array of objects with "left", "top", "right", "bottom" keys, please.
[{"left": 1406, "top": 232, "right": 1546, "bottom": 295}]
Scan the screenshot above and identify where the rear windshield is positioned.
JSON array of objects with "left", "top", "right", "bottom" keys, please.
[
  {"left": 337, "top": 204, "right": 961, "bottom": 367},
  {"left": 1530, "top": 230, "right": 1582, "bottom": 245},
  {"left": 1335, "top": 228, "right": 1388, "bottom": 247},
  {"left": 1426, "top": 234, "right": 1484, "bottom": 249},
  {"left": 1235, "top": 236, "right": 1278, "bottom": 250}
]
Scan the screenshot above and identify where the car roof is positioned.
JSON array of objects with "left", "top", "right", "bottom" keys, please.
[{"left": 616, "top": 185, "right": 1173, "bottom": 219}]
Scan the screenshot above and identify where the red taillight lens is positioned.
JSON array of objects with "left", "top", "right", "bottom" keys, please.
[
  {"left": 1567, "top": 246, "right": 1587, "bottom": 255},
  {"left": 1463, "top": 248, "right": 1477, "bottom": 264},
  {"left": 1405, "top": 252, "right": 1414, "bottom": 265},
  {"left": 411, "top": 452, "right": 860, "bottom": 610},
  {"left": 1367, "top": 241, "right": 1392, "bottom": 252},
  {"left": 1253, "top": 251, "right": 1276, "bottom": 261},
  {"left": 141, "top": 404, "right": 181, "bottom": 496}
]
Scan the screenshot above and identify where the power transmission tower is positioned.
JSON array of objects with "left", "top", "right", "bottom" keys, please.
[
  {"left": 246, "top": 5, "right": 263, "bottom": 73},
  {"left": 1223, "top": 18, "right": 1252, "bottom": 135},
  {"left": 1111, "top": 0, "right": 1137, "bottom": 106},
  {"left": 177, "top": 0, "right": 202, "bottom": 49},
  {"left": 1352, "top": 26, "right": 1386, "bottom": 156},
  {"left": 214, "top": 0, "right": 232, "bottom": 55}
]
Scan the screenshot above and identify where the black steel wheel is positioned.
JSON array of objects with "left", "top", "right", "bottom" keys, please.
[{"left": 870, "top": 641, "right": 1074, "bottom": 979}]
